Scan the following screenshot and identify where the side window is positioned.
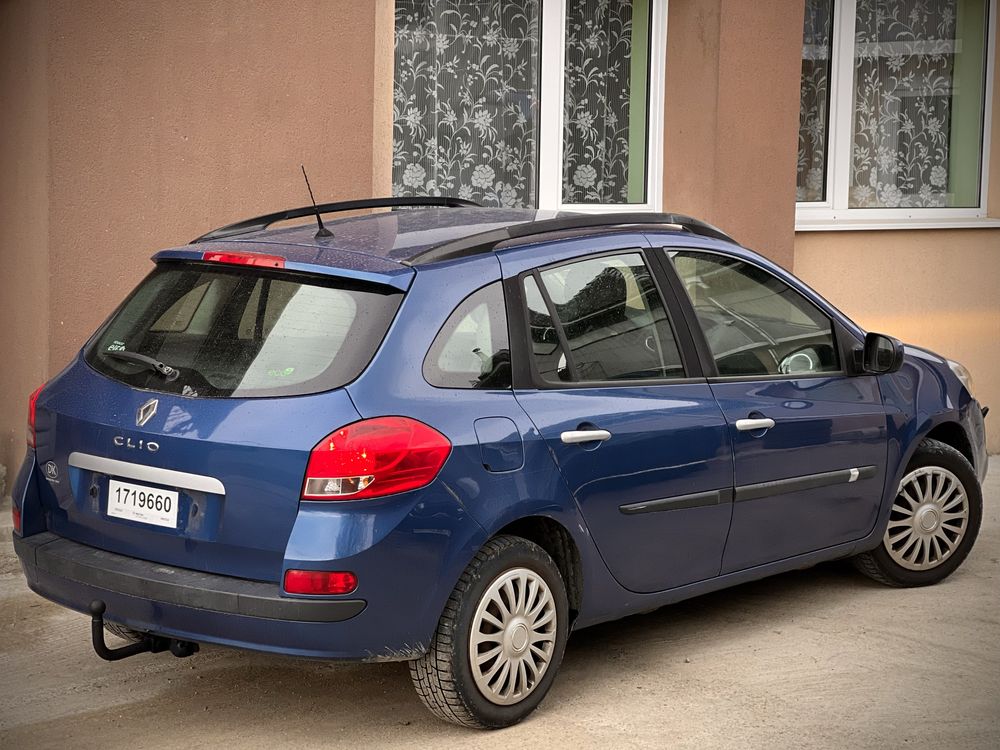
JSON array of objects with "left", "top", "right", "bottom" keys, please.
[
  {"left": 525, "top": 252, "right": 685, "bottom": 384},
  {"left": 424, "top": 282, "right": 511, "bottom": 389},
  {"left": 670, "top": 251, "right": 840, "bottom": 377}
]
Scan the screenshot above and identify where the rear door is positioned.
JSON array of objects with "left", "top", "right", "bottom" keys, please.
[
  {"left": 665, "top": 249, "right": 888, "bottom": 572},
  {"left": 35, "top": 260, "right": 403, "bottom": 581},
  {"left": 501, "top": 236, "right": 734, "bottom": 594}
]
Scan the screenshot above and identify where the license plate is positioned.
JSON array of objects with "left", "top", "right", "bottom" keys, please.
[{"left": 107, "top": 479, "right": 179, "bottom": 528}]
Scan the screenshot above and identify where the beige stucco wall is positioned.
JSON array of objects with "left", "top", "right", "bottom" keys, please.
[
  {"left": 663, "top": 0, "right": 805, "bottom": 269},
  {"left": 794, "top": 229, "right": 1000, "bottom": 453},
  {"left": 796, "top": 9, "right": 1000, "bottom": 456},
  {"left": 0, "top": 0, "right": 50, "bottom": 494},
  {"left": 0, "top": 0, "right": 394, "bottom": 484}
]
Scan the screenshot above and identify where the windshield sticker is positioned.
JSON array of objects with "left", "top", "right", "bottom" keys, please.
[
  {"left": 268, "top": 367, "right": 296, "bottom": 378},
  {"left": 106, "top": 340, "right": 126, "bottom": 352}
]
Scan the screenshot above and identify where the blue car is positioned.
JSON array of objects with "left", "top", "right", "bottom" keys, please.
[{"left": 12, "top": 198, "right": 988, "bottom": 728}]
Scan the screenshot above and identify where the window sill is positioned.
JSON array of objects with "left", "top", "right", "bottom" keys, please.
[{"left": 795, "top": 217, "right": 1000, "bottom": 232}]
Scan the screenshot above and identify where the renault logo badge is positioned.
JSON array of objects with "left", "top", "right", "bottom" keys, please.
[{"left": 136, "top": 398, "right": 159, "bottom": 427}]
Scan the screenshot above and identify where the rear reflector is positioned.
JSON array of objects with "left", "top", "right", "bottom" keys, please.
[
  {"left": 283, "top": 569, "right": 358, "bottom": 595},
  {"left": 202, "top": 251, "right": 285, "bottom": 268},
  {"left": 27, "top": 384, "right": 44, "bottom": 448},
  {"left": 302, "top": 416, "right": 451, "bottom": 501},
  {"left": 12, "top": 505, "right": 21, "bottom": 536}
]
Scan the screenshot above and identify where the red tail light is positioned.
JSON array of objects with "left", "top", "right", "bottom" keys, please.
[
  {"left": 283, "top": 569, "right": 358, "bottom": 595},
  {"left": 302, "top": 416, "right": 451, "bottom": 501},
  {"left": 12, "top": 505, "right": 21, "bottom": 536},
  {"left": 27, "top": 384, "right": 44, "bottom": 448},
  {"left": 202, "top": 251, "right": 285, "bottom": 268}
]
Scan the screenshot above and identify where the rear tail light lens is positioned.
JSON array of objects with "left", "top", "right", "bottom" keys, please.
[
  {"left": 202, "top": 251, "right": 285, "bottom": 268},
  {"left": 302, "top": 416, "right": 451, "bottom": 501},
  {"left": 27, "top": 384, "right": 44, "bottom": 448},
  {"left": 283, "top": 569, "right": 357, "bottom": 595},
  {"left": 12, "top": 505, "right": 22, "bottom": 536}
]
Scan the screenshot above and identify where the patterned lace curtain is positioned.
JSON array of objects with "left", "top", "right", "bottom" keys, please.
[
  {"left": 562, "top": 1, "right": 646, "bottom": 204},
  {"left": 850, "top": 0, "right": 986, "bottom": 208},
  {"left": 393, "top": 1, "right": 648, "bottom": 208},
  {"left": 797, "top": 0, "right": 834, "bottom": 202},
  {"left": 392, "top": 1, "right": 541, "bottom": 207}
]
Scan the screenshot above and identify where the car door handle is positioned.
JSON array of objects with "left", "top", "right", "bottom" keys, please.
[
  {"left": 560, "top": 429, "right": 612, "bottom": 444},
  {"left": 735, "top": 418, "right": 776, "bottom": 432}
]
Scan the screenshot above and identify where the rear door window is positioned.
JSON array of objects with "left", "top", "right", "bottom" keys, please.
[
  {"left": 86, "top": 263, "right": 402, "bottom": 397},
  {"left": 523, "top": 252, "right": 686, "bottom": 383}
]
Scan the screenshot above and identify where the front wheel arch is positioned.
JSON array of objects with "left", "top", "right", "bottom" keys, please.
[{"left": 854, "top": 437, "right": 982, "bottom": 587}]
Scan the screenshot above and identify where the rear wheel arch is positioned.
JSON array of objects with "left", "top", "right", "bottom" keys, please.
[{"left": 494, "top": 516, "right": 583, "bottom": 623}]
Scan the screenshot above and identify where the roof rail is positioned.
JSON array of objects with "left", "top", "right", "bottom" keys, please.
[
  {"left": 406, "top": 212, "right": 737, "bottom": 265},
  {"left": 191, "top": 196, "right": 482, "bottom": 243}
]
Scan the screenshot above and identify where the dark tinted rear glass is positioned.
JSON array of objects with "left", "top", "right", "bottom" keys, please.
[{"left": 86, "top": 263, "right": 402, "bottom": 398}]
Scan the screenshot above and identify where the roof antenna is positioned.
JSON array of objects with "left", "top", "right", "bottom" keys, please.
[{"left": 300, "top": 165, "right": 333, "bottom": 238}]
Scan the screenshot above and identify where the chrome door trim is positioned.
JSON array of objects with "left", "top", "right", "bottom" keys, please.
[{"left": 68, "top": 452, "right": 226, "bottom": 495}]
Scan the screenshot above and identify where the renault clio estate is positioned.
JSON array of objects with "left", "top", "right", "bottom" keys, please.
[{"left": 12, "top": 197, "right": 988, "bottom": 728}]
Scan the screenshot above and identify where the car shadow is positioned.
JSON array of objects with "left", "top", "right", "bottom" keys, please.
[{"left": 2, "top": 561, "right": 885, "bottom": 748}]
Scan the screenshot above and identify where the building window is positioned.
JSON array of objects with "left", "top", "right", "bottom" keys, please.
[
  {"left": 796, "top": 0, "right": 994, "bottom": 226},
  {"left": 392, "top": 1, "right": 666, "bottom": 211}
]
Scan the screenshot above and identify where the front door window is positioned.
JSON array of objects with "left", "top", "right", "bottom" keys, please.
[{"left": 670, "top": 251, "right": 840, "bottom": 377}]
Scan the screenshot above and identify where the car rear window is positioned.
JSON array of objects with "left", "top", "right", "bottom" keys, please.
[{"left": 85, "top": 262, "right": 402, "bottom": 398}]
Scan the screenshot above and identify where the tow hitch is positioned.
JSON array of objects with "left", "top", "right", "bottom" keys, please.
[{"left": 89, "top": 600, "right": 199, "bottom": 661}]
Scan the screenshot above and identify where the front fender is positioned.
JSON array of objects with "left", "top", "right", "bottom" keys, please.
[{"left": 855, "top": 347, "right": 985, "bottom": 553}]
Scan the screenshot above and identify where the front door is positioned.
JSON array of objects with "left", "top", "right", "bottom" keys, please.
[
  {"left": 502, "top": 240, "right": 734, "bottom": 594},
  {"left": 667, "top": 250, "right": 888, "bottom": 572}
]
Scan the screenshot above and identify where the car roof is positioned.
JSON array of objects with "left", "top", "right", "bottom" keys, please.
[
  {"left": 153, "top": 206, "right": 743, "bottom": 288},
  {"left": 214, "top": 208, "right": 560, "bottom": 262}
]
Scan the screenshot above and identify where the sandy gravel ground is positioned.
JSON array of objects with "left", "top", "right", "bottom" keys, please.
[{"left": 1, "top": 465, "right": 998, "bottom": 749}]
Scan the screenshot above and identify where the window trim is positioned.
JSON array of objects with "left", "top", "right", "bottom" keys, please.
[
  {"left": 795, "top": 0, "right": 997, "bottom": 230},
  {"left": 513, "top": 246, "right": 699, "bottom": 389},
  {"left": 537, "top": 0, "right": 668, "bottom": 213}
]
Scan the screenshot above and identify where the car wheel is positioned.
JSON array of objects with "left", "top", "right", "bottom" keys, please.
[
  {"left": 409, "top": 534, "right": 570, "bottom": 729},
  {"left": 853, "top": 438, "right": 982, "bottom": 587}
]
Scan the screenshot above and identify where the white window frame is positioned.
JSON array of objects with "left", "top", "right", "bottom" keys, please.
[
  {"left": 537, "top": 0, "right": 668, "bottom": 213},
  {"left": 795, "top": 0, "right": 999, "bottom": 231}
]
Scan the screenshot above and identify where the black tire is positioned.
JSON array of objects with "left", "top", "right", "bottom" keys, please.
[
  {"left": 409, "top": 535, "right": 570, "bottom": 729},
  {"left": 853, "top": 438, "right": 982, "bottom": 587},
  {"left": 104, "top": 621, "right": 145, "bottom": 643}
]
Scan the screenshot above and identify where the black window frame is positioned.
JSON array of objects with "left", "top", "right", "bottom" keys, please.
[
  {"left": 660, "top": 246, "right": 860, "bottom": 382},
  {"left": 506, "top": 245, "right": 706, "bottom": 390}
]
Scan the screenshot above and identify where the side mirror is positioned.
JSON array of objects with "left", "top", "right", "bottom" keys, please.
[{"left": 859, "top": 332, "right": 904, "bottom": 374}]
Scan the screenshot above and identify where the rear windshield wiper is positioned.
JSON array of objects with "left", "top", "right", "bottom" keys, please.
[{"left": 104, "top": 350, "right": 180, "bottom": 381}]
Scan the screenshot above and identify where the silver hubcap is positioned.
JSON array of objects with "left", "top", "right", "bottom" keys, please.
[
  {"left": 884, "top": 466, "right": 969, "bottom": 571},
  {"left": 469, "top": 567, "right": 557, "bottom": 706}
]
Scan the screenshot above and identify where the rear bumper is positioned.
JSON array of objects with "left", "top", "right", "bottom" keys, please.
[
  {"left": 15, "top": 532, "right": 366, "bottom": 622},
  {"left": 12, "top": 531, "right": 425, "bottom": 660}
]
